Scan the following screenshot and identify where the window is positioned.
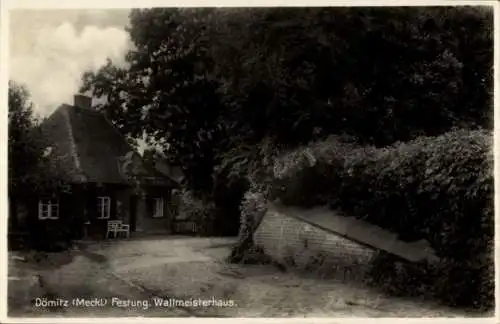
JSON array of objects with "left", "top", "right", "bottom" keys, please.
[
  {"left": 97, "top": 196, "right": 111, "bottom": 219},
  {"left": 152, "top": 197, "right": 164, "bottom": 218},
  {"left": 38, "top": 199, "right": 59, "bottom": 220}
]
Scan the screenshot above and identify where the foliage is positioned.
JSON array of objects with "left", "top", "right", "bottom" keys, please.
[
  {"left": 273, "top": 135, "right": 359, "bottom": 207},
  {"left": 229, "top": 180, "right": 269, "bottom": 263},
  {"left": 8, "top": 81, "right": 68, "bottom": 197},
  {"left": 365, "top": 252, "right": 438, "bottom": 299},
  {"left": 226, "top": 137, "right": 279, "bottom": 262},
  {"left": 9, "top": 81, "right": 74, "bottom": 251},
  {"left": 178, "top": 187, "right": 216, "bottom": 235},
  {"left": 338, "top": 129, "right": 494, "bottom": 252},
  {"left": 212, "top": 135, "right": 283, "bottom": 238},
  {"left": 79, "top": 8, "right": 494, "bottom": 292},
  {"left": 212, "top": 7, "right": 493, "bottom": 147},
  {"left": 81, "top": 7, "right": 493, "bottom": 200},
  {"left": 81, "top": 9, "right": 225, "bottom": 196},
  {"left": 275, "top": 129, "right": 494, "bottom": 310},
  {"left": 28, "top": 215, "right": 77, "bottom": 251}
]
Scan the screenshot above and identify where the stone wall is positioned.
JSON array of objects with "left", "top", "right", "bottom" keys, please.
[{"left": 253, "top": 207, "right": 376, "bottom": 282}]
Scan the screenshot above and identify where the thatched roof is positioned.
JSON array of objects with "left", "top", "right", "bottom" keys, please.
[{"left": 40, "top": 97, "right": 177, "bottom": 188}]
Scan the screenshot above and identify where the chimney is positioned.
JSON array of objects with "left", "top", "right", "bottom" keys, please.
[{"left": 74, "top": 94, "right": 92, "bottom": 110}]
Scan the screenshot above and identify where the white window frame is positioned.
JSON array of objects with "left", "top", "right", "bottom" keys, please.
[
  {"left": 97, "top": 196, "right": 111, "bottom": 220},
  {"left": 152, "top": 197, "right": 164, "bottom": 218},
  {"left": 38, "top": 199, "right": 59, "bottom": 220}
]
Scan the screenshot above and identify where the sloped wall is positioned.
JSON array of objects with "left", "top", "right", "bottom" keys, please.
[{"left": 254, "top": 208, "right": 376, "bottom": 281}]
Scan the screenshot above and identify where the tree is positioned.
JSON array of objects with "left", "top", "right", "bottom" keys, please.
[
  {"left": 8, "top": 81, "right": 65, "bottom": 197},
  {"left": 80, "top": 6, "right": 493, "bottom": 199},
  {"left": 81, "top": 9, "right": 227, "bottom": 197},
  {"left": 211, "top": 7, "right": 493, "bottom": 147},
  {"left": 8, "top": 81, "right": 71, "bottom": 245}
]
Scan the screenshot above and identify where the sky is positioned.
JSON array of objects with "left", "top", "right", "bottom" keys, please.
[{"left": 9, "top": 9, "right": 132, "bottom": 117}]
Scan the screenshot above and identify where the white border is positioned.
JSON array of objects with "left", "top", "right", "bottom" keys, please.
[
  {"left": 0, "top": 0, "right": 498, "bottom": 323},
  {"left": 495, "top": 0, "right": 500, "bottom": 320},
  {"left": 3, "top": 0, "right": 500, "bottom": 8},
  {"left": 1, "top": 0, "right": 9, "bottom": 321}
]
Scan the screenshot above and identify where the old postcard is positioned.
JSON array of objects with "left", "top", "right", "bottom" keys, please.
[{"left": 2, "top": 0, "right": 498, "bottom": 321}]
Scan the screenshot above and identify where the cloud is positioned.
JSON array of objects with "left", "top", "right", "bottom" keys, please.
[{"left": 10, "top": 22, "right": 130, "bottom": 117}]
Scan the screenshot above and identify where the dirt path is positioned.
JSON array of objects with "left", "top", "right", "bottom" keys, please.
[
  {"left": 86, "top": 237, "right": 468, "bottom": 317},
  {"left": 8, "top": 237, "right": 470, "bottom": 317},
  {"left": 8, "top": 249, "right": 187, "bottom": 317}
]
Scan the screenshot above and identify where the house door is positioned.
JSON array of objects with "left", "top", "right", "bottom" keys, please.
[{"left": 129, "top": 195, "right": 138, "bottom": 232}]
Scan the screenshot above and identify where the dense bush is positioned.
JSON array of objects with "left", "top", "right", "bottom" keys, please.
[
  {"left": 274, "top": 129, "right": 494, "bottom": 310},
  {"left": 21, "top": 212, "right": 76, "bottom": 252},
  {"left": 178, "top": 188, "right": 216, "bottom": 236},
  {"left": 228, "top": 138, "right": 283, "bottom": 262},
  {"left": 338, "top": 129, "right": 493, "bottom": 257},
  {"left": 30, "top": 224, "right": 75, "bottom": 252},
  {"left": 229, "top": 182, "right": 270, "bottom": 264},
  {"left": 273, "top": 134, "right": 360, "bottom": 208}
]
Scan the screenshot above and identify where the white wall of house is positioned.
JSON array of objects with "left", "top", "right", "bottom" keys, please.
[
  {"left": 136, "top": 195, "right": 172, "bottom": 234},
  {"left": 115, "top": 188, "right": 172, "bottom": 234}
]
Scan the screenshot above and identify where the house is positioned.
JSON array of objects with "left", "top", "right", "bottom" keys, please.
[
  {"left": 151, "top": 160, "right": 186, "bottom": 186},
  {"left": 149, "top": 159, "right": 199, "bottom": 234},
  {"left": 10, "top": 94, "right": 180, "bottom": 241}
]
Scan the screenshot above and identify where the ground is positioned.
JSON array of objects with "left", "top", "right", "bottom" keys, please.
[{"left": 8, "top": 236, "right": 471, "bottom": 317}]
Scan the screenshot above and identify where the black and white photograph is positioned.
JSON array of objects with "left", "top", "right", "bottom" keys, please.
[{"left": 3, "top": 1, "right": 497, "bottom": 320}]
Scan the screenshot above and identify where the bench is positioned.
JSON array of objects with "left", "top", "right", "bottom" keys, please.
[
  {"left": 106, "top": 220, "right": 130, "bottom": 239},
  {"left": 172, "top": 220, "right": 197, "bottom": 234}
]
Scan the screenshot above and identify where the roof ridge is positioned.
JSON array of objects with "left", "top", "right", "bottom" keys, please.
[
  {"left": 96, "top": 107, "right": 171, "bottom": 181},
  {"left": 70, "top": 105, "right": 138, "bottom": 158},
  {"left": 62, "top": 105, "right": 86, "bottom": 182},
  {"left": 48, "top": 103, "right": 176, "bottom": 186},
  {"left": 100, "top": 113, "right": 180, "bottom": 185},
  {"left": 99, "top": 109, "right": 143, "bottom": 160}
]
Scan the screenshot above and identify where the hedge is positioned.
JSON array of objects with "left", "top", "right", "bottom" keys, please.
[
  {"left": 274, "top": 129, "right": 494, "bottom": 310},
  {"left": 178, "top": 188, "right": 217, "bottom": 236}
]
